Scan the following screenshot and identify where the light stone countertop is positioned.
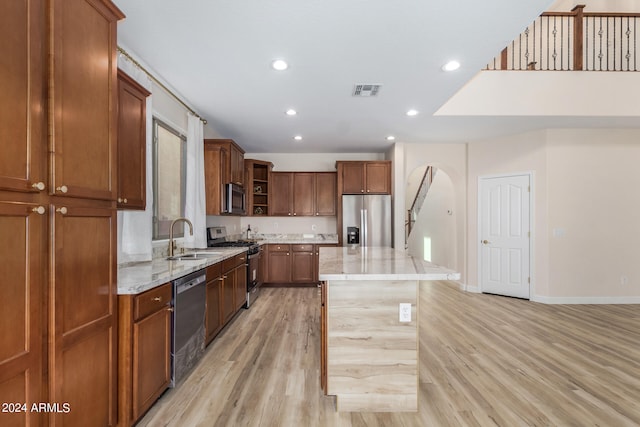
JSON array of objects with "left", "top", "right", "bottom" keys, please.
[
  {"left": 318, "top": 246, "right": 461, "bottom": 281},
  {"left": 117, "top": 247, "right": 246, "bottom": 295},
  {"left": 252, "top": 233, "right": 338, "bottom": 245}
]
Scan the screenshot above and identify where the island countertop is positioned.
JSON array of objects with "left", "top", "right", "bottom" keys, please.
[{"left": 318, "top": 246, "right": 461, "bottom": 281}]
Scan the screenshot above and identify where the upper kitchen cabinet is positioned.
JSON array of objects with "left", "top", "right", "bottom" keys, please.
[
  {"left": 117, "top": 69, "right": 150, "bottom": 210},
  {"left": 337, "top": 161, "right": 392, "bottom": 195},
  {"left": 315, "top": 172, "right": 337, "bottom": 216},
  {"left": 271, "top": 172, "right": 337, "bottom": 217},
  {"left": 205, "top": 139, "right": 245, "bottom": 187},
  {"left": 204, "top": 141, "right": 227, "bottom": 215},
  {"left": 0, "top": 0, "right": 46, "bottom": 194},
  {"left": 50, "top": 0, "right": 124, "bottom": 201},
  {"left": 246, "top": 159, "right": 272, "bottom": 216}
]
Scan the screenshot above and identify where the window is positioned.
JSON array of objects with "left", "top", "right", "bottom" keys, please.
[{"left": 152, "top": 118, "right": 187, "bottom": 240}]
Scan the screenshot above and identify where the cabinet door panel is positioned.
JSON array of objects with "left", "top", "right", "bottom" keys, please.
[
  {"left": 222, "top": 270, "right": 235, "bottom": 324},
  {"left": 235, "top": 264, "right": 247, "bottom": 311},
  {"left": 267, "top": 250, "right": 291, "bottom": 283},
  {"left": 0, "top": 201, "right": 44, "bottom": 426},
  {"left": 292, "top": 251, "right": 315, "bottom": 283},
  {"left": 50, "top": 0, "right": 122, "bottom": 200},
  {"left": 315, "top": 172, "right": 336, "bottom": 216},
  {"left": 270, "top": 173, "right": 293, "bottom": 216},
  {"left": 206, "top": 280, "right": 222, "bottom": 343},
  {"left": 341, "top": 163, "right": 365, "bottom": 194},
  {"left": 132, "top": 306, "right": 171, "bottom": 420},
  {"left": 50, "top": 203, "right": 117, "bottom": 426},
  {"left": 293, "top": 173, "right": 315, "bottom": 216},
  {"left": 0, "top": 0, "right": 45, "bottom": 193},
  {"left": 117, "top": 70, "right": 149, "bottom": 210},
  {"left": 365, "top": 162, "right": 391, "bottom": 194}
]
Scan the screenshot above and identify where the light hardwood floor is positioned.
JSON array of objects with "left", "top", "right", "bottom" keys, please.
[{"left": 138, "top": 282, "right": 640, "bottom": 427}]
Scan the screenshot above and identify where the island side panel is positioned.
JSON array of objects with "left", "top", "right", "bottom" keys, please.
[{"left": 326, "top": 280, "right": 418, "bottom": 412}]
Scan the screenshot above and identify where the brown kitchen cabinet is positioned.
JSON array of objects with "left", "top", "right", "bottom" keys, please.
[
  {"left": 270, "top": 172, "right": 337, "bottom": 217},
  {"left": 291, "top": 244, "right": 316, "bottom": 283},
  {"left": 204, "top": 139, "right": 246, "bottom": 215},
  {"left": 264, "top": 244, "right": 323, "bottom": 284},
  {"left": 0, "top": 200, "right": 46, "bottom": 427},
  {"left": 206, "top": 262, "right": 223, "bottom": 344},
  {"left": 118, "top": 283, "right": 172, "bottom": 426},
  {"left": 0, "top": 2, "right": 46, "bottom": 425},
  {"left": 51, "top": 200, "right": 119, "bottom": 426},
  {"left": 245, "top": 159, "right": 273, "bottom": 216},
  {"left": 204, "top": 142, "right": 228, "bottom": 215},
  {"left": 270, "top": 172, "right": 294, "bottom": 216},
  {"left": 315, "top": 172, "right": 337, "bottom": 216},
  {"left": 0, "top": 1, "right": 123, "bottom": 426},
  {"left": 117, "top": 69, "right": 150, "bottom": 210},
  {"left": 337, "top": 161, "right": 391, "bottom": 195},
  {"left": 221, "top": 253, "right": 248, "bottom": 323},
  {"left": 265, "top": 244, "right": 292, "bottom": 283},
  {"left": 205, "top": 138, "right": 245, "bottom": 187}
]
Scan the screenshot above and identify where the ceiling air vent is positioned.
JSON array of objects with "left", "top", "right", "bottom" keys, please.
[{"left": 352, "top": 84, "right": 381, "bottom": 97}]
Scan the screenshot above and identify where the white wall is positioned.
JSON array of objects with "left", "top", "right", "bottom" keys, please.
[
  {"left": 545, "top": 129, "right": 640, "bottom": 301},
  {"left": 391, "top": 142, "right": 467, "bottom": 282},
  {"left": 406, "top": 171, "right": 456, "bottom": 269},
  {"left": 467, "top": 128, "right": 640, "bottom": 302}
]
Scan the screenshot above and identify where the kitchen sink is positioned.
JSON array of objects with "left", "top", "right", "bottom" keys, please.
[{"left": 167, "top": 252, "right": 222, "bottom": 261}]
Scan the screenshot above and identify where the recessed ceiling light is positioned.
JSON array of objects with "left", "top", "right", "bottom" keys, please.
[
  {"left": 386, "top": 136, "right": 396, "bottom": 141},
  {"left": 406, "top": 109, "right": 419, "bottom": 117},
  {"left": 293, "top": 135, "right": 303, "bottom": 141},
  {"left": 272, "top": 59, "right": 288, "bottom": 71},
  {"left": 442, "top": 60, "right": 461, "bottom": 71},
  {"left": 285, "top": 109, "right": 297, "bottom": 116}
]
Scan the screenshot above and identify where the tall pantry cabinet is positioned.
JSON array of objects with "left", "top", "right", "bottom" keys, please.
[{"left": 0, "top": 1, "right": 124, "bottom": 426}]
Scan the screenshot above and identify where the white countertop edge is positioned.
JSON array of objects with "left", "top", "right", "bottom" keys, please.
[{"left": 318, "top": 272, "right": 461, "bottom": 281}]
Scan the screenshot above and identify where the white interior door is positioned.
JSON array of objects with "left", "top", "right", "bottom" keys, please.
[{"left": 479, "top": 174, "right": 531, "bottom": 299}]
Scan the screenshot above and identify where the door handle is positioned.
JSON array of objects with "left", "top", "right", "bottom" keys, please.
[{"left": 482, "top": 240, "right": 491, "bottom": 245}]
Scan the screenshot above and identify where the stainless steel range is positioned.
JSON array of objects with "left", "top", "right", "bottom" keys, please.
[{"left": 207, "top": 227, "right": 261, "bottom": 308}]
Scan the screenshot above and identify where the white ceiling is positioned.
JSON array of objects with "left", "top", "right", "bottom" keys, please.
[{"left": 115, "top": 0, "right": 564, "bottom": 153}]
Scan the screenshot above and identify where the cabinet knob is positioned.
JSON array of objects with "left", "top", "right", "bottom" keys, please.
[
  {"left": 117, "top": 198, "right": 122, "bottom": 203},
  {"left": 288, "top": 213, "right": 291, "bottom": 216},
  {"left": 367, "top": 189, "right": 370, "bottom": 193},
  {"left": 32, "top": 182, "right": 45, "bottom": 191},
  {"left": 124, "top": 198, "right": 128, "bottom": 203},
  {"left": 361, "top": 189, "right": 364, "bottom": 193},
  {"left": 167, "top": 307, "right": 174, "bottom": 312},
  {"left": 293, "top": 213, "right": 297, "bottom": 216},
  {"left": 316, "top": 213, "right": 319, "bottom": 216},
  {"left": 31, "top": 206, "right": 46, "bottom": 215},
  {"left": 287, "top": 253, "right": 290, "bottom": 256},
  {"left": 56, "top": 185, "right": 68, "bottom": 194},
  {"left": 153, "top": 297, "right": 162, "bottom": 302},
  {"left": 55, "top": 207, "right": 68, "bottom": 215}
]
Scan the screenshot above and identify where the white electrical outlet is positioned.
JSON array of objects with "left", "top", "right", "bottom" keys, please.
[{"left": 399, "top": 303, "right": 411, "bottom": 322}]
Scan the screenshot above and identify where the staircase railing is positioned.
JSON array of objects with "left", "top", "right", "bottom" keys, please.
[
  {"left": 486, "top": 5, "right": 640, "bottom": 71},
  {"left": 406, "top": 166, "right": 434, "bottom": 241}
]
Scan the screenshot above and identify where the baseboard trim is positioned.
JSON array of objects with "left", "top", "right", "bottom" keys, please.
[
  {"left": 530, "top": 295, "right": 640, "bottom": 304},
  {"left": 459, "top": 282, "right": 480, "bottom": 293}
]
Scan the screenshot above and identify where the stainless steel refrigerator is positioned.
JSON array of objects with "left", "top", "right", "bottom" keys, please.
[{"left": 342, "top": 194, "right": 392, "bottom": 247}]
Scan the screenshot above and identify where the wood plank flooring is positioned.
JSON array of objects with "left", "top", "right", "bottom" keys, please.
[{"left": 137, "top": 282, "right": 640, "bottom": 427}]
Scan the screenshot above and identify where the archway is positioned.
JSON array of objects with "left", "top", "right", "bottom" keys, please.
[{"left": 405, "top": 165, "right": 457, "bottom": 270}]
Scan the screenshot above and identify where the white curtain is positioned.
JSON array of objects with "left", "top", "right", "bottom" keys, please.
[
  {"left": 185, "top": 113, "right": 207, "bottom": 248},
  {"left": 117, "top": 51, "right": 154, "bottom": 263}
]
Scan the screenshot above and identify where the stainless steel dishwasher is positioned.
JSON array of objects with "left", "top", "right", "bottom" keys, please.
[{"left": 171, "top": 269, "right": 206, "bottom": 387}]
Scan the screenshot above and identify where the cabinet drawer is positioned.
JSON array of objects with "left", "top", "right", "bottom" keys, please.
[
  {"left": 235, "top": 253, "right": 247, "bottom": 266},
  {"left": 292, "top": 244, "right": 314, "bottom": 252},
  {"left": 269, "top": 244, "right": 291, "bottom": 252},
  {"left": 206, "top": 262, "right": 222, "bottom": 281},
  {"left": 222, "top": 252, "right": 247, "bottom": 272},
  {"left": 134, "top": 283, "right": 172, "bottom": 321}
]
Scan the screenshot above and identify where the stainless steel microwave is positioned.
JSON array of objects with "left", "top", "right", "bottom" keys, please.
[{"left": 223, "top": 183, "right": 246, "bottom": 215}]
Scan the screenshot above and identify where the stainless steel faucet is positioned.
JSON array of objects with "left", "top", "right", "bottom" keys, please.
[{"left": 169, "top": 217, "right": 193, "bottom": 257}]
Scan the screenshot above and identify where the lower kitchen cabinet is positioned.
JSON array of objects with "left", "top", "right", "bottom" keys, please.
[
  {"left": 206, "top": 262, "right": 223, "bottom": 344},
  {"left": 118, "top": 283, "right": 172, "bottom": 426},
  {"left": 291, "top": 244, "right": 315, "bottom": 283},
  {"left": 264, "top": 244, "right": 333, "bottom": 285},
  {"left": 221, "top": 253, "right": 248, "bottom": 324}
]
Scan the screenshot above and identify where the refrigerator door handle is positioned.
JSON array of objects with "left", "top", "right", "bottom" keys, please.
[{"left": 363, "top": 208, "right": 368, "bottom": 247}]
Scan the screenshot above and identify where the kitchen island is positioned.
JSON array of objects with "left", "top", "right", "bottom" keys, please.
[{"left": 318, "top": 246, "right": 460, "bottom": 412}]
